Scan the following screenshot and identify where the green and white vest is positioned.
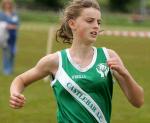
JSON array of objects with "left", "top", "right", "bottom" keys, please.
[{"left": 51, "top": 47, "right": 113, "bottom": 123}]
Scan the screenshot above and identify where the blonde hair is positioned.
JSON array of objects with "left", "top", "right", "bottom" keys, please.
[
  {"left": 56, "top": 0, "right": 100, "bottom": 44},
  {"left": 1, "top": 0, "right": 15, "bottom": 11}
]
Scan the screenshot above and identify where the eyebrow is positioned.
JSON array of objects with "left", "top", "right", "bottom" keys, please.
[{"left": 86, "top": 17, "right": 102, "bottom": 21}]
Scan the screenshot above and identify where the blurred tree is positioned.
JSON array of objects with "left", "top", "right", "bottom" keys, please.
[
  {"left": 108, "top": 0, "right": 132, "bottom": 12},
  {"left": 34, "top": 0, "right": 69, "bottom": 10},
  {"left": 34, "top": 0, "right": 61, "bottom": 9},
  {"left": 15, "top": 0, "right": 35, "bottom": 9},
  {"left": 14, "top": 0, "right": 69, "bottom": 10}
]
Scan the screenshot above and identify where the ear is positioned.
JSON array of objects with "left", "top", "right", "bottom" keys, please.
[{"left": 68, "top": 19, "right": 76, "bottom": 30}]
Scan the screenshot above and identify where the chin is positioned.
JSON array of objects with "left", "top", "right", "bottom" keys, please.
[{"left": 89, "top": 38, "right": 97, "bottom": 42}]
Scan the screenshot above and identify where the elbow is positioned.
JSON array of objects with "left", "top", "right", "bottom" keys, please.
[
  {"left": 132, "top": 87, "right": 144, "bottom": 108},
  {"left": 14, "top": 76, "right": 26, "bottom": 87},
  {"left": 132, "top": 99, "right": 144, "bottom": 108}
]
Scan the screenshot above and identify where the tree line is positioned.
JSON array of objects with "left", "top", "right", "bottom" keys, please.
[{"left": 13, "top": 0, "right": 146, "bottom": 13}]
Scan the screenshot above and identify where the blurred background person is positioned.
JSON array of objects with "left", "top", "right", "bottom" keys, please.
[
  {"left": 0, "top": 0, "right": 19, "bottom": 75},
  {"left": 0, "top": 19, "right": 8, "bottom": 48}
]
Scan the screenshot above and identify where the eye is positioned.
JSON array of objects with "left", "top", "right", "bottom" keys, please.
[
  {"left": 97, "top": 20, "right": 101, "bottom": 25},
  {"left": 86, "top": 19, "right": 94, "bottom": 23}
]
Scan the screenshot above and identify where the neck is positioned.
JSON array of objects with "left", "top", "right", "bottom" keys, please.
[{"left": 69, "top": 40, "right": 94, "bottom": 59}]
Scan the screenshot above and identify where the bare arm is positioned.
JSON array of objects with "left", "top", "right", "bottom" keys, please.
[
  {"left": 6, "top": 24, "right": 17, "bottom": 30},
  {"left": 107, "top": 49, "right": 144, "bottom": 108},
  {"left": 9, "top": 53, "right": 59, "bottom": 109}
]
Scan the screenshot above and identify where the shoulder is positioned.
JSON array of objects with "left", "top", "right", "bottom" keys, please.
[
  {"left": 12, "top": 12, "right": 19, "bottom": 18},
  {"left": 0, "top": 11, "right": 4, "bottom": 18},
  {"left": 38, "top": 52, "right": 59, "bottom": 66},
  {"left": 36, "top": 52, "right": 59, "bottom": 74},
  {"left": 96, "top": 47, "right": 119, "bottom": 59},
  {"left": 105, "top": 48, "right": 121, "bottom": 59},
  {"left": 0, "top": 11, "right": 4, "bottom": 15}
]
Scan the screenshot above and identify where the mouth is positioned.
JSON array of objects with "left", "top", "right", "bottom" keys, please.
[{"left": 90, "top": 31, "right": 98, "bottom": 38}]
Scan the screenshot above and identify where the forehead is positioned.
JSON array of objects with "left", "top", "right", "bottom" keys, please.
[{"left": 80, "top": 7, "right": 101, "bottom": 19}]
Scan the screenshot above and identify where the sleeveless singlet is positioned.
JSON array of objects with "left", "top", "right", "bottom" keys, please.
[{"left": 51, "top": 47, "right": 113, "bottom": 123}]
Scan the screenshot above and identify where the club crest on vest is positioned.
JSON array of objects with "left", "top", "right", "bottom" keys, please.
[{"left": 96, "top": 63, "right": 109, "bottom": 78}]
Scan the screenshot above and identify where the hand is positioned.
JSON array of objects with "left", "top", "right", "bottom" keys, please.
[
  {"left": 107, "top": 58, "right": 128, "bottom": 76},
  {"left": 9, "top": 93, "right": 26, "bottom": 109}
]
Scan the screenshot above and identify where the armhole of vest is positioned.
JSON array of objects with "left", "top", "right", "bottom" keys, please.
[
  {"left": 50, "top": 51, "right": 62, "bottom": 87},
  {"left": 102, "top": 47, "right": 110, "bottom": 60},
  {"left": 102, "top": 47, "right": 115, "bottom": 84}
]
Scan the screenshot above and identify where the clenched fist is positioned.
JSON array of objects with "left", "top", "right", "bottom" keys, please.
[{"left": 9, "top": 93, "right": 26, "bottom": 109}]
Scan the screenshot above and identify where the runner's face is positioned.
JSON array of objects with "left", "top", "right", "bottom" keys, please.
[{"left": 73, "top": 7, "right": 101, "bottom": 43}]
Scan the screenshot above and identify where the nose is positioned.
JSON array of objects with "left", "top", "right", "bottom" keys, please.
[{"left": 93, "top": 21, "right": 99, "bottom": 29}]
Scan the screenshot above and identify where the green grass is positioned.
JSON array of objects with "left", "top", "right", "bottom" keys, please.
[
  {"left": 0, "top": 23, "right": 150, "bottom": 123},
  {"left": 101, "top": 12, "right": 150, "bottom": 28},
  {"left": 19, "top": 9, "right": 60, "bottom": 23},
  {"left": 18, "top": 9, "right": 150, "bottom": 28}
]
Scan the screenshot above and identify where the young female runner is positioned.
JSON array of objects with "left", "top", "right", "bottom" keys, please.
[{"left": 9, "top": 0, "right": 144, "bottom": 123}]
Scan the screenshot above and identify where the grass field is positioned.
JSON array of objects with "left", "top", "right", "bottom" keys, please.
[
  {"left": 0, "top": 23, "right": 150, "bottom": 123},
  {"left": 18, "top": 9, "right": 150, "bottom": 28}
]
